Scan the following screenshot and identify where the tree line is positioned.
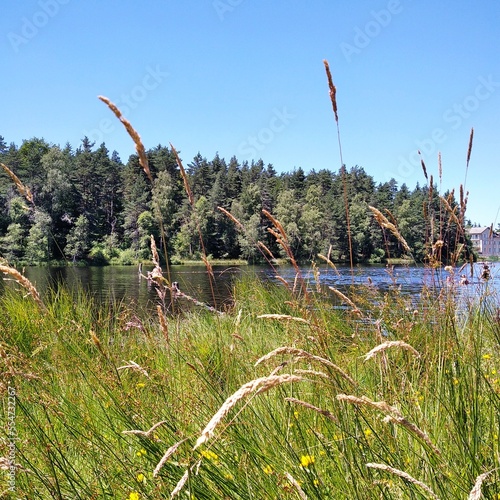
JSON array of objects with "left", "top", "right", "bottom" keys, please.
[{"left": 0, "top": 135, "right": 473, "bottom": 265}]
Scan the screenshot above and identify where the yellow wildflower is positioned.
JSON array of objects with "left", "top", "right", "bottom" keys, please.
[
  {"left": 128, "top": 492, "right": 140, "bottom": 500},
  {"left": 364, "top": 428, "right": 373, "bottom": 438},
  {"left": 300, "top": 455, "right": 315, "bottom": 468},
  {"left": 136, "top": 382, "right": 146, "bottom": 389},
  {"left": 136, "top": 448, "right": 147, "bottom": 457},
  {"left": 200, "top": 449, "right": 219, "bottom": 462},
  {"left": 136, "top": 473, "right": 145, "bottom": 483},
  {"left": 483, "top": 353, "right": 492, "bottom": 360},
  {"left": 263, "top": 465, "right": 273, "bottom": 475}
]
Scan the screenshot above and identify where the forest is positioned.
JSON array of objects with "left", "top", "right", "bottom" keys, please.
[{"left": 0, "top": 135, "right": 473, "bottom": 266}]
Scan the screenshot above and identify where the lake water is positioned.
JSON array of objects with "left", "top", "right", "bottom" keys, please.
[{"left": 1, "top": 262, "right": 498, "bottom": 313}]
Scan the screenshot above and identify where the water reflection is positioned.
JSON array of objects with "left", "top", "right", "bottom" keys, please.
[{"left": 1, "top": 262, "right": 498, "bottom": 313}]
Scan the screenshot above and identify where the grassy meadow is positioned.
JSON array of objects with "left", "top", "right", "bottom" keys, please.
[{"left": 1, "top": 265, "right": 500, "bottom": 499}]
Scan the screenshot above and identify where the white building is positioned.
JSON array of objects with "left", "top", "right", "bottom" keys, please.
[{"left": 467, "top": 226, "right": 500, "bottom": 257}]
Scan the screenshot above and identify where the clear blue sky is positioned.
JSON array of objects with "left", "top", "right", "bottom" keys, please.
[{"left": 2, "top": 0, "right": 499, "bottom": 225}]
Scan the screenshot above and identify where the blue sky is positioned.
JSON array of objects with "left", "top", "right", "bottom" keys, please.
[{"left": 2, "top": 0, "right": 499, "bottom": 225}]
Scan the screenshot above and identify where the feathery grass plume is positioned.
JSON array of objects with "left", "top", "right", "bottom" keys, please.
[
  {"left": 262, "top": 209, "right": 288, "bottom": 243},
  {"left": 170, "top": 468, "right": 189, "bottom": 498},
  {"left": 274, "top": 274, "right": 291, "bottom": 290},
  {"left": 337, "top": 394, "right": 441, "bottom": 455},
  {"left": 194, "top": 374, "right": 303, "bottom": 449},
  {"left": 0, "top": 264, "right": 46, "bottom": 312},
  {"left": 217, "top": 206, "right": 244, "bottom": 231},
  {"left": 171, "top": 143, "right": 194, "bottom": 206},
  {"left": 363, "top": 341, "right": 420, "bottom": 361},
  {"left": 285, "top": 397, "right": 337, "bottom": 422},
  {"left": 257, "top": 314, "right": 310, "bottom": 325},
  {"left": 153, "top": 438, "right": 189, "bottom": 477},
  {"left": 465, "top": 126, "right": 474, "bottom": 182},
  {"left": 117, "top": 360, "right": 150, "bottom": 378},
  {"left": 418, "top": 151, "right": 428, "bottom": 181},
  {"left": 317, "top": 253, "right": 340, "bottom": 277},
  {"left": 293, "top": 369, "right": 330, "bottom": 380},
  {"left": 255, "top": 346, "right": 356, "bottom": 386},
  {"left": 1, "top": 162, "right": 34, "bottom": 204},
  {"left": 122, "top": 420, "right": 168, "bottom": 439},
  {"left": 285, "top": 472, "right": 308, "bottom": 500},
  {"left": 157, "top": 305, "right": 169, "bottom": 343},
  {"left": 257, "top": 240, "right": 276, "bottom": 260},
  {"left": 150, "top": 234, "right": 161, "bottom": 268},
  {"left": 98, "top": 96, "right": 152, "bottom": 182},
  {"left": 439, "top": 195, "right": 461, "bottom": 225},
  {"left": 323, "top": 61, "right": 353, "bottom": 272},
  {"left": 468, "top": 468, "right": 497, "bottom": 500},
  {"left": 438, "top": 151, "right": 442, "bottom": 185},
  {"left": 327, "top": 286, "right": 362, "bottom": 317},
  {"left": 323, "top": 59, "right": 338, "bottom": 124},
  {"left": 368, "top": 206, "right": 411, "bottom": 254},
  {"left": 366, "top": 463, "right": 440, "bottom": 500}
]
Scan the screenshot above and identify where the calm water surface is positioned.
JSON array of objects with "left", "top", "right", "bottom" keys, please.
[{"left": 2, "top": 262, "right": 499, "bottom": 312}]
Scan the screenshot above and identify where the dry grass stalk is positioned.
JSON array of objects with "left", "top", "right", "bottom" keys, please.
[
  {"left": 262, "top": 209, "right": 288, "bottom": 243},
  {"left": 317, "top": 253, "right": 340, "bottom": 276},
  {"left": 293, "top": 369, "right": 329, "bottom": 379},
  {"left": 217, "top": 206, "right": 244, "bottom": 230},
  {"left": 368, "top": 206, "right": 411, "bottom": 253},
  {"left": 255, "top": 347, "right": 356, "bottom": 386},
  {"left": 201, "top": 254, "right": 214, "bottom": 280},
  {"left": 257, "top": 240, "right": 276, "bottom": 260},
  {"left": 285, "top": 397, "right": 337, "bottom": 422},
  {"left": 285, "top": 472, "right": 308, "bottom": 500},
  {"left": 150, "top": 235, "right": 160, "bottom": 268},
  {"left": 438, "top": 152, "right": 442, "bottom": 184},
  {"left": 0, "top": 264, "right": 46, "bottom": 312},
  {"left": 274, "top": 275, "right": 291, "bottom": 289},
  {"left": 257, "top": 314, "right": 310, "bottom": 325},
  {"left": 1, "top": 162, "right": 34, "bottom": 204},
  {"left": 117, "top": 360, "right": 150, "bottom": 378},
  {"left": 327, "top": 286, "right": 362, "bottom": 316},
  {"left": 153, "top": 438, "right": 190, "bottom": 477},
  {"left": 466, "top": 126, "right": 474, "bottom": 171},
  {"left": 171, "top": 142, "right": 194, "bottom": 206},
  {"left": 439, "top": 195, "right": 461, "bottom": 226},
  {"left": 98, "top": 96, "right": 152, "bottom": 182},
  {"left": 323, "top": 59, "right": 338, "bottom": 124},
  {"left": 194, "top": 374, "right": 303, "bottom": 449},
  {"left": 468, "top": 468, "right": 497, "bottom": 500},
  {"left": 363, "top": 341, "right": 420, "bottom": 361},
  {"left": 157, "top": 305, "right": 169, "bottom": 343},
  {"left": 123, "top": 420, "right": 168, "bottom": 439},
  {"left": 418, "top": 151, "right": 428, "bottom": 181},
  {"left": 170, "top": 468, "right": 189, "bottom": 498},
  {"left": 337, "top": 394, "right": 441, "bottom": 456},
  {"left": 366, "top": 463, "right": 440, "bottom": 500}
]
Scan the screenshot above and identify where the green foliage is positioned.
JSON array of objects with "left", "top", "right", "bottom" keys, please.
[{"left": 0, "top": 137, "right": 475, "bottom": 265}]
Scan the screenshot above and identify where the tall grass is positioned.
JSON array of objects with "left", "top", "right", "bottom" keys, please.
[{"left": 1, "top": 267, "right": 499, "bottom": 498}]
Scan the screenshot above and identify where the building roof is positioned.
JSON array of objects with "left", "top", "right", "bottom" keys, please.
[{"left": 467, "top": 227, "right": 491, "bottom": 235}]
